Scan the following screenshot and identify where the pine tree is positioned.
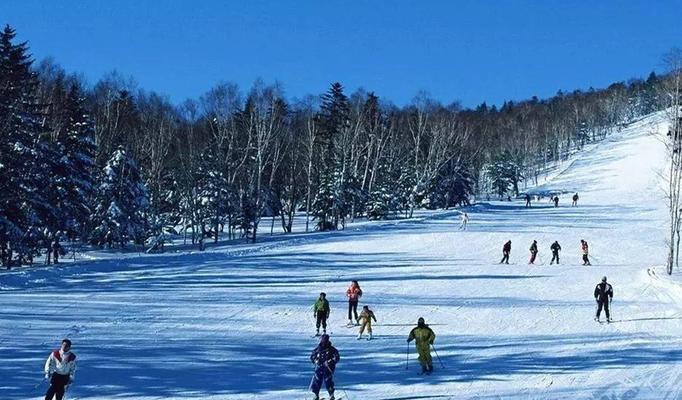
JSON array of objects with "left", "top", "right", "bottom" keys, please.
[
  {"left": 90, "top": 147, "right": 150, "bottom": 247},
  {"left": 0, "top": 25, "right": 52, "bottom": 265},
  {"left": 52, "top": 83, "right": 97, "bottom": 239},
  {"left": 312, "top": 82, "right": 350, "bottom": 231}
]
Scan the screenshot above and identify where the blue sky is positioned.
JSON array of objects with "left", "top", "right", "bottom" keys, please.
[{"left": 2, "top": 1, "right": 681, "bottom": 107}]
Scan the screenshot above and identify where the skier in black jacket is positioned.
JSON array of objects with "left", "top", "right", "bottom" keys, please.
[
  {"left": 550, "top": 241, "right": 561, "bottom": 265},
  {"left": 309, "top": 334, "right": 340, "bottom": 400},
  {"left": 594, "top": 276, "right": 614, "bottom": 323},
  {"left": 500, "top": 241, "right": 512, "bottom": 264}
]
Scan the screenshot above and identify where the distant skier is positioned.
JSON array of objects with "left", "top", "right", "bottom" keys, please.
[
  {"left": 594, "top": 276, "right": 613, "bottom": 323},
  {"left": 500, "top": 240, "right": 512, "bottom": 264},
  {"left": 529, "top": 240, "right": 538, "bottom": 264},
  {"left": 572, "top": 193, "right": 579, "bottom": 206},
  {"left": 313, "top": 292, "right": 330, "bottom": 336},
  {"left": 407, "top": 317, "right": 436, "bottom": 374},
  {"left": 459, "top": 213, "right": 469, "bottom": 230},
  {"left": 44, "top": 339, "right": 76, "bottom": 400},
  {"left": 309, "top": 334, "right": 340, "bottom": 400},
  {"left": 51, "top": 235, "right": 61, "bottom": 265},
  {"left": 550, "top": 241, "right": 561, "bottom": 265},
  {"left": 357, "top": 305, "right": 377, "bottom": 340},
  {"left": 581, "top": 240, "right": 591, "bottom": 265},
  {"left": 525, "top": 194, "right": 532, "bottom": 208},
  {"left": 553, "top": 196, "right": 559, "bottom": 207},
  {"left": 346, "top": 280, "right": 363, "bottom": 326}
]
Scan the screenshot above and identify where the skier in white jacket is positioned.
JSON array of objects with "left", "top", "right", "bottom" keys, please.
[{"left": 44, "top": 339, "right": 77, "bottom": 400}]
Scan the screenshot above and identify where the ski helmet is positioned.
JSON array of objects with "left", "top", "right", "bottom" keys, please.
[
  {"left": 320, "top": 292, "right": 326, "bottom": 298},
  {"left": 417, "top": 317, "right": 425, "bottom": 326},
  {"left": 602, "top": 276, "right": 607, "bottom": 282}
]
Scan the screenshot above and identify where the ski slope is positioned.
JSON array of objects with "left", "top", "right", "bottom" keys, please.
[{"left": 2, "top": 112, "right": 682, "bottom": 400}]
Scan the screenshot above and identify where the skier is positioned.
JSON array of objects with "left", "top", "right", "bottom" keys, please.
[
  {"left": 581, "top": 240, "right": 591, "bottom": 265},
  {"left": 309, "top": 334, "right": 340, "bottom": 400},
  {"left": 572, "top": 193, "right": 579, "bottom": 206},
  {"left": 594, "top": 276, "right": 613, "bottom": 323},
  {"left": 346, "top": 280, "right": 363, "bottom": 326},
  {"left": 529, "top": 240, "right": 538, "bottom": 264},
  {"left": 50, "top": 235, "right": 61, "bottom": 265},
  {"left": 550, "top": 241, "right": 561, "bottom": 265},
  {"left": 357, "top": 305, "right": 377, "bottom": 340},
  {"left": 459, "top": 213, "right": 469, "bottom": 230},
  {"left": 525, "top": 194, "right": 531, "bottom": 208},
  {"left": 313, "top": 292, "right": 330, "bottom": 336},
  {"left": 500, "top": 240, "right": 512, "bottom": 264},
  {"left": 553, "top": 196, "right": 559, "bottom": 207},
  {"left": 407, "top": 317, "right": 436, "bottom": 374},
  {"left": 44, "top": 339, "right": 76, "bottom": 400}
]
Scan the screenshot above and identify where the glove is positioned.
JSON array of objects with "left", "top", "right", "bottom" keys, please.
[
  {"left": 44, "top": 373, "right": 50, "bottom": 380},
  {"left": 406, "top": 338, "right": 411, "bottom": 343}
]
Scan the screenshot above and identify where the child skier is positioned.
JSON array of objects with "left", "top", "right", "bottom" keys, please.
[
  {"left": 581, "top": 240, "right": 591, "bottom": 265},
  {"left": 44, "top": 338, "right": 77, "bottom": 400},
  {"left": 357, "top": 305, "right": 377, "bottom": 340},
  {"left": 346, "top": 280, "right": 363, "bottom": 326},
  {"left": 313, "top": 292, "right": 330, "bottom": 336},
  {"left": 310, "top": 334, "right": 340, "bottom": 400},
  {"left": 407, "top": 317, "right": 436, "bottom": 374}
]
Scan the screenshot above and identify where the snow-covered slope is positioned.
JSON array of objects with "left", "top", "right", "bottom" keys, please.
[{"left": 2, "top": 112, "right": 681, "bottom": 400}]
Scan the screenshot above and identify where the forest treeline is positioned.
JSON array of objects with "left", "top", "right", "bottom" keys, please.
[{"left": 0, "top": 25, "right": 674, "bottom": 265}]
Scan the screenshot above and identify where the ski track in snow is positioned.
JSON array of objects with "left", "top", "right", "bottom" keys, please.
[{"left": 3, "top": 112, "right": 682, "bottom": 399}]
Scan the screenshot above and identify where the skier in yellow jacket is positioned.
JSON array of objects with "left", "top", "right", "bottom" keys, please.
[
  {"left": 407, "top": 317, "right": 436, "bottom": 374},
  {"left": 357, "top": 305, "right": 377, "bottom": 340}
]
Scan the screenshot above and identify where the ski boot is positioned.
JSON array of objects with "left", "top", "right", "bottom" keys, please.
[
  {"left": 347, "top": 319, "right": 353, "bottom": 327},
  {"left": 356, "top": 334, "right": 362, "bottom": 340},
  {"left": 368, "top": 333, "right": 373, "bottom": 340},
  {"left": 315, "top": 328, "right": 320, "bottom": 336}
]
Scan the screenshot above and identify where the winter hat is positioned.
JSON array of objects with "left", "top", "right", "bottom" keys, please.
[
  {"left": 602, "top": 276, "right": 607, "bottom": 282},
  {"left": 319, "top": 334, "right": 330, "bottom": 345},
  {"left": 363, "top": 305, "right": 369, "bottom": 310},
  {"left": 417, "top": 317, "right": 425, "bottom": 326},
  {"left": 320, "top": 292, "right": 326, "bottom": 298}
]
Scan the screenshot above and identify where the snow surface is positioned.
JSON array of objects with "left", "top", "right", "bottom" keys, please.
[{"left": 3, "top": 112, "right": 682, "bottom": 400}]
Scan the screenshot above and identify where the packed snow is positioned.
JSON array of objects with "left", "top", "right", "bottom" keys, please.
[{"left": 3, "top": 112, "right": 682, "bottom": 400}]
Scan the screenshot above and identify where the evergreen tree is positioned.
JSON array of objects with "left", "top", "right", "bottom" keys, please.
[
  {"left": 90, "top": 147, "right": 150, "bottom": 247},
  {"left": 53, "top": 83, "right": 97, "bottom": 239},
  {"left": 313, "top": 82, "right": 350, "bottom": 230},
  {"left": 0, "top": 25, "right": 52, "bottom": 264}
]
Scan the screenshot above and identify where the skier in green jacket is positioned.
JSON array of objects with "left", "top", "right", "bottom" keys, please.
[
  {"left": 314, "top": 292, "right": 330, "bottom": 336},
  {"left": 407, "top": 317, "right": 436, "bottom": 374}
]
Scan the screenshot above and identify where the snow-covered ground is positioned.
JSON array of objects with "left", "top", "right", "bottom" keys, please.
[{"left": 3, "top": 112, "right": 682, "bottom": 400}]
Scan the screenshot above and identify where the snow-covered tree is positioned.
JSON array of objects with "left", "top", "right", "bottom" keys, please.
[
  {"left": 53, "top": 83, "right": 97, "bottom": 238},
  {"left": 0, "top": 25, "right": 53, "bottom": 265},
  {"left": 90, "top": 147, "right": 150, "bottom": 247},
  {"left": 313, "top": 82, "right": 350, "bottom": 231}
]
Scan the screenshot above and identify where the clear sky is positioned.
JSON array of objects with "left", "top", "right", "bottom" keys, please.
[{"left": 2, "top": 0, "right": 681, "bottom": 107}]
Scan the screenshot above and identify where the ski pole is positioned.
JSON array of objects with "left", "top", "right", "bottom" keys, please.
[
  {"left": 431, "top": 344, "right": 445, "bottom": 369},
  {"left": 34, "top": 376, "right": 48, "bottom": 389},
  {"left": 405, "top": 341, "right": 410, "bottom": 370}
]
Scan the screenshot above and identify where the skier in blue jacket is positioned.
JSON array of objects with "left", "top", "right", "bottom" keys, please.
[{"left": 309, "top": 334, "right": 340, "bottom": 400}]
